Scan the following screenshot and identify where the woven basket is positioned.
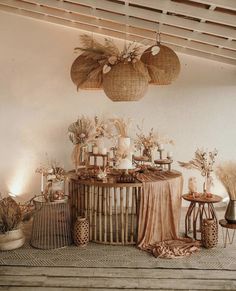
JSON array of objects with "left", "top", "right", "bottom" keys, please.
[
  {"left": 102, "top": 61, "right": 149, "bottom": 102},
  {"left": 201, "top": 218, "right": 218, "bottom": 248},
  {"left": 141, "top": 45, "right": 180, "bottom": 85},
  {"left": 70, "top": 53, "right": 102, "bottom": 90},
  {"left": 73, "top": 216, "right": 89, "bottom": 246}
]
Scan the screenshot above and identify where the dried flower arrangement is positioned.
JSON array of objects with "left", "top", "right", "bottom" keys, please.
[
  {"left": 135, "top": 127, "right": 158, "bottom": 152},
  {"left": 94, "top": 116, "right": 113, "bottom": 139},
  {"left": 134, "top": 123, "right": 174, "bottom": 161},
  {"left": 0, "top": 194, "right": 34, "bottom": 234},
  {"left": 179, "top": 148, "right": 218, "bottom": 193},
  {"left": 75, "top": 35, "right": 149, "bottom": 78},
  {"left": 36, "top": 159, "right": 66, "bottom": 201},
  {"left": 216, "top": 162, "right": 236, "bottom": 200}
]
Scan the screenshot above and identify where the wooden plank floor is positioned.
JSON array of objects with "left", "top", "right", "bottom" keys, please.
[
  {"left": 1, "top": 207, "right": 236, "bottom": 290},
  {"left": 1, "top": 266, "right": 236, "bottom": 290}
]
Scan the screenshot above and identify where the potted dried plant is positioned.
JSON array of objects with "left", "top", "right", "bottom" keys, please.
[
  {"left": 216, "top": 162, "right": 236, "bottom": 223},
  {"left": 0, "top": 195, "right": 31, "bottom": 251}
]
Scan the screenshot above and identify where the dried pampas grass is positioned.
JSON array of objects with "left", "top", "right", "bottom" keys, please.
[
  {"left": 216, "top": 162, "right": 236, "bottom": 200},
  {"left": 109, "top": 117, "right": 132, "bottom": 138}
]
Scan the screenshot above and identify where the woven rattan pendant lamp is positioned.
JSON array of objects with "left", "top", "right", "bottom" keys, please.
[
  {"left": 141, "top": 31, "right": 180, "bottom": 85},
  {"left": 70, "top": 53, "right": 102, "bottom": 90},
  {"left": 102, "top": 61, "right": 149, "bottom": 102}
]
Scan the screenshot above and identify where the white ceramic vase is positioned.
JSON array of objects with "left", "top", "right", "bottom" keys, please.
[
  {"left": 118, "top": 137, "right": 130, "bottom": 151},
  {"left": 96, "top": 137, "right": 105, "bottom": 154}
]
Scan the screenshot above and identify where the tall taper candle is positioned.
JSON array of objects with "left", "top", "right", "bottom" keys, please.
[{"left": 41, "top": 172, "right": 44, "bottom": 193}]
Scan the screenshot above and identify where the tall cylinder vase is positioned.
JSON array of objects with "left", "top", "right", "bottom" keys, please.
[
  {"left": 225, "top": 200, "right": 236, "bottom": 223},
  {"left": 201, "top": 219, "right": 218, "bottom": 248}
]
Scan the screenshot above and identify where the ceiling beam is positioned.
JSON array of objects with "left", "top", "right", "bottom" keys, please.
[
  {"left": 189, "top": 0, "right": 236, "bottom": 11},
  {"left": 129, "top": 0, "right": 236, "bottom": 27},
  {"left": 71, "top": 0, "right": 236, "bottom": 39},
  {"left": 1, "top": 0, "right": 235, "bottom": 50},
  {"left": 0, "top": 0, "right": 235, "bottom": 60},
  {"left": 0, "top": 4, "right": 236, "bottom": 66},
  {"left": 2, "top": 0, "right": 236, "bottom": 42}
]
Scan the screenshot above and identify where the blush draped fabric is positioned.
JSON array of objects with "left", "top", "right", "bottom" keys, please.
[{"left": 136, "top": 171, "right": 183, "bottom": 249}]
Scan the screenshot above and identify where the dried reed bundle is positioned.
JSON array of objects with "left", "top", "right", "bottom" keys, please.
[
  {"left": 109, "top": 117, "right": 132, "bottom": 138},
  {"left": 216, "top": 162, "right": 236, "bottom": 200}
]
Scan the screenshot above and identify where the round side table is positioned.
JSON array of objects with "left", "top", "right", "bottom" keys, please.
[
  {"left": 182, "top": 193, "right": 222, "bottom": 240},
  {"left": 219, "top": 219, "right": 236, "bottom": 248}
]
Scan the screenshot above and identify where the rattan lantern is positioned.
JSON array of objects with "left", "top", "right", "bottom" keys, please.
[
  {"left": 70, "top": 53, "right": 102, "bottom": 90},
  {"left": 141, "top": 44, "right": 180, "bottom": 85},
  {"left": 102, "top": 61, "right": 149, "bottom": 102}
]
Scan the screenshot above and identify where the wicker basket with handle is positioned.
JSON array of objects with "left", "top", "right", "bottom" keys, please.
[{"left": 141, "top": 44, "right": 180, "bottom": 85}]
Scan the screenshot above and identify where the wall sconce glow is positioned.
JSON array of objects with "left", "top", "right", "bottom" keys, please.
[{"left": 8, "top": 167, "right": 28, "bottom": 197}]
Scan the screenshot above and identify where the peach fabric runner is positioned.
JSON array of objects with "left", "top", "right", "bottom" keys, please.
[{"left": 136, "top": 170, "right": 183, "bottom": 249}]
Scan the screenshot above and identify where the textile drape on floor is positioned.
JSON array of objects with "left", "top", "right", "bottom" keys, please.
[{"left": 137, "top": 172, "right": 183, "bottom": 249}]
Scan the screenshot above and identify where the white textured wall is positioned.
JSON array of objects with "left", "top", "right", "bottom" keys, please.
[{"left": 0, "top": 11, "right": 236, "bottom": 201}]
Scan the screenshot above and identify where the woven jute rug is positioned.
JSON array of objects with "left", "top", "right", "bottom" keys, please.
[{"left": 1, "top": 208, "right": 235, "bottom": 270}]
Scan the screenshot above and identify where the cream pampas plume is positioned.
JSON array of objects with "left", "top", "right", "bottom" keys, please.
[{"left": 216, "top": 162, "right": 236, "bottom": 200}]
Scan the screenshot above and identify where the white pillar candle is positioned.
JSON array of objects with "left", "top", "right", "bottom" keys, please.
[
  {"left": 101, "top": 148, "right": 107, "bottom": 155},
  {"left": 41, "top": 172, "right": 44, "bottom": 193},
  {"left": 159, "top": 144, "right": 164, "bottom": 150},
  {"left": 93, "top": 146, "right": 99, "bottom": 154},
  {"left": 167, "top": 151, "right": 173, "bottom": 158}
]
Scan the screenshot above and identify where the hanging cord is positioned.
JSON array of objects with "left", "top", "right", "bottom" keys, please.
[
  {"left": 155, "top": 22, "right": 161, "bottom": 45},
  {"left": 124, "top": 0, "right": 129, "bottom": 51},
  {"left": 91, "top": 6, "right": 96, "bottom": 47}
]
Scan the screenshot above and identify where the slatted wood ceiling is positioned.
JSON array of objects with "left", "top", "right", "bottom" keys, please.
[{"left": 0, "top": 0, "right": 236, "bottom": 65}]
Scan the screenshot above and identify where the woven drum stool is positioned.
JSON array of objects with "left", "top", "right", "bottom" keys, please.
[{"left": 30, "top": 196, "right": 72, "bottom": 249}]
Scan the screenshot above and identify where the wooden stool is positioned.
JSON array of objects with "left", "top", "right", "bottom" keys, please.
[
  {"left": 183, "top": 193, "right": 222, "bottom": 240},
  {"left": 219, "top": 219, "right": 236, "bottom": 248}
]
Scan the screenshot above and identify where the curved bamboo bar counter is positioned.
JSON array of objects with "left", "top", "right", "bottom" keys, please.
[{"left": 69, "top": 176, "right": 142, "bottom": 245}]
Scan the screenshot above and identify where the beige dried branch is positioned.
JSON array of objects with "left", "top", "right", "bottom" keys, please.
[{"left": 178, "top": 148, "right": 218, "bottom": 177}]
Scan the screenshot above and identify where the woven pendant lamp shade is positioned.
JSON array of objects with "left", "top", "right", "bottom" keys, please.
[
  {"left": 102, "top": 61, "right": 149, "bottom": 102},
  {"left": 70, "top": 54, "right": 102, "bottom": 90},
  {"left": 141, "top": 45, "right": 180, "bottom": 85}
]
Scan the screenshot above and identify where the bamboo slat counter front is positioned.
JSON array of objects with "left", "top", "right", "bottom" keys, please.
[{"left": 69, "top": 175, "right": 142, "bottom": 245}]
